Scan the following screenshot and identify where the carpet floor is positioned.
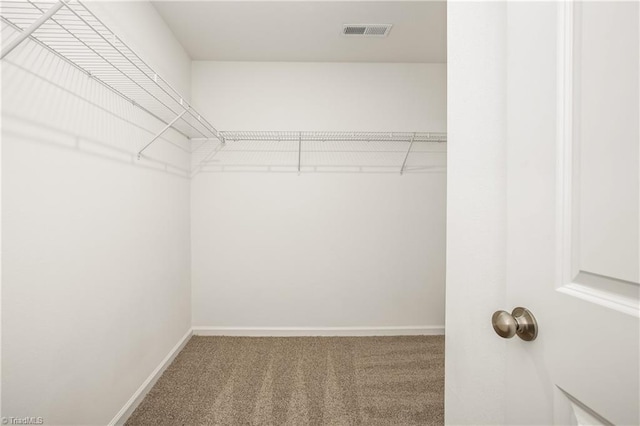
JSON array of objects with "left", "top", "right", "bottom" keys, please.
[{"left": 126, "top": 335, "right": 444, "bottom": 426}]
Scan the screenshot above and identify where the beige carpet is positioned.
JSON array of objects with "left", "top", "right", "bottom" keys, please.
[{"left": 126, "top": 335, "right": 444, "bottom": 425}]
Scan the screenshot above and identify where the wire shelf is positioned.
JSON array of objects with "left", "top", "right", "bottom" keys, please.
[
  {"left": 1, "top": 1, "right": 447, "bottom": 170},
  {"left": 0, "top": 0, "right": 220, "bottom": 142},
  {"left": 216, "top": 131, "right": 447, "bottom": 144},
  {"left": 191, "top": 131, "right": 447, "bottom": 174}
]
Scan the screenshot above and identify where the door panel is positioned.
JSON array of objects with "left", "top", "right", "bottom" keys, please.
[
  {"left": 576, "top": 2, "right": 639, "bottom": 286},
  {"left": 553, "top": 3, "right": 639, "bottom": 423},
  {"left": 554, "top": 387, "right": 615, "bottom": 426},
  {"left": 506, "top": 2, "right": 639, "bottom": 425},
  {"left": 565, "top": 0, "right": 639, "bottom": 315}
]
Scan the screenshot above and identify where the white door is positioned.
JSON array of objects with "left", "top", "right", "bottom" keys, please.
[
  {"left": 502, "top": 2, "right": 639, "bottom": 425},
  {"left": 446, "top": 1, "right": 638, "bottom": 424}
]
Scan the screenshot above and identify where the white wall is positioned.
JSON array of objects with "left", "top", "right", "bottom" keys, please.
[
  {"left": 191, "top": 62, "right": 445, "bottom": 132},
  {"left": 1, "top": 2, "right": 191, "bottom": 424},
  {"left": 190, "top": 62, "right": 447, "bottom": 331}
]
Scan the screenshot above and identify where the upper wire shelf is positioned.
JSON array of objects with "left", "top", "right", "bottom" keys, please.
[
  {"left": 215, "top": 131, "right": 447, "bottom": 144},
  {"left": 1, "top": 0, "right": 447, "bottom": 169},
  {"left": 192, "top": 131, "right": 447, "bottom": 174},
  {"left": 0, "top": 0, "right": 220, "bottom": 146}
]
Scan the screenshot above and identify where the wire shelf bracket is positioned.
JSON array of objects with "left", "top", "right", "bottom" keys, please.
[
  {"left": 400, "top": 132, "right": 416, "bottom": 175},
  {"left": 138, "top": 108, "right": 188, "bottom": 159},
  {"left": 297, "top": 132, "right": 302, "bottom": 174}
]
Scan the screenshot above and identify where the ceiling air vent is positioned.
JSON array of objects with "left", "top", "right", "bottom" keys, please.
[{"left": 342, "top": 24, "right": 392, "bottom": 37}]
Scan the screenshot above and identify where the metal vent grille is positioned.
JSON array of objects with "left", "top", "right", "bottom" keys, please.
[
  {"left": 343, "top": 25, "right": 366, "bottom": 35},
  {"left": 343, "top": 24, "right": 392, "bottom": 37}
]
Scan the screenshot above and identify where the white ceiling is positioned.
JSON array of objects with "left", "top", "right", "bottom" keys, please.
[{"left": 152, "top": 1, "right": 446, "bottom": 63}]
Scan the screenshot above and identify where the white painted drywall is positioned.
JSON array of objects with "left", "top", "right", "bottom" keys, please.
[
  {"left": 190, "top": 62, "right": 447, "bottom": 330},
  {"left": 445, "top": 2, "right": 507, "bottom": 425},
  {"left": 1, "top": 2, "right": 192, "bottom": 424},
  {"left": 191, "top": 62, "right": 446, "bottom": 132}
]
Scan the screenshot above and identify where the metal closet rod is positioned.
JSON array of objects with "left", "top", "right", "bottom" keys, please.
[{"left": 0, "top": 0, "right": 223, "bottom": 155}]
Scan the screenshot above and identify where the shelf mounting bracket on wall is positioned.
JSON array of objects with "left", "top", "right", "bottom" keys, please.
[
  {"left": 400, "top": 132, "right": 416, "bottom": 175},
  {"left": 0, "top": 0, "right": 64, "bottom": 60},
  {"left": 137, "top": 108, "right": 188, "bottom": 159},
  {"left": 297, "top": 132, "right": 302, "bottom": 174}
]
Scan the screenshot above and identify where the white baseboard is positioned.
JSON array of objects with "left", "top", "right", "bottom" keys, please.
[
  {"left": 109, "top": 328, "right": 193, "bottom": 426},
  {"left": 192, "top": 326, "right": 444, "bottom": 337}
]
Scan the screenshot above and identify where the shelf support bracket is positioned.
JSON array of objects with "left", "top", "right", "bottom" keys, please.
[
  {"left": 400, "top": 133, "right": 416, "bottom": 175},
  {"left": 297, "top": 132, "right": 302, "bottom": 174},
  {"left": 1, "top": 0, "right": 65, "bottom": 60},
  {"left": 137, "top": 109, "right": 188, "bottom": 159}
]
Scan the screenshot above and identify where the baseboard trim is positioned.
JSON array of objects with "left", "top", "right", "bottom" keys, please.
[
  {"left": 108, "top": 328, "right": 193, "bottom": 425},
  {"left": 192, "top": 326, "right": 445, "bottom": 337}
]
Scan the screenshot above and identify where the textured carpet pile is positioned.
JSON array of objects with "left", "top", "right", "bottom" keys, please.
[{"left": 126, "top": 335, "right": 444, "bottom": 425}]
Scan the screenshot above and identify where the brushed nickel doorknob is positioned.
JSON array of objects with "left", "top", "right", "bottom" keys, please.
[{"left": 492, "top": 307, "right": 538, "bottom": 341}]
